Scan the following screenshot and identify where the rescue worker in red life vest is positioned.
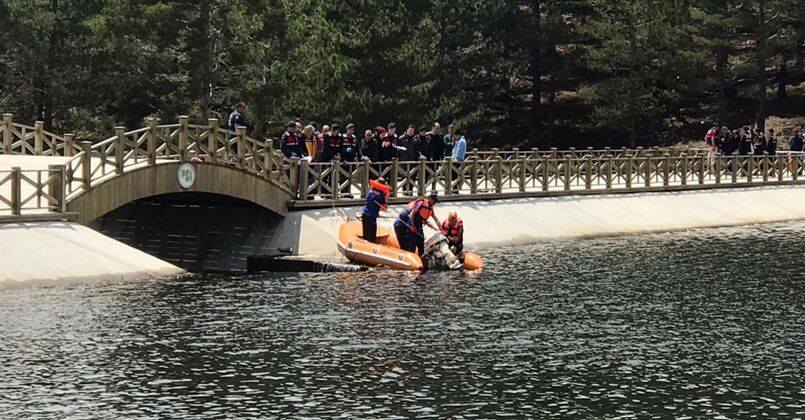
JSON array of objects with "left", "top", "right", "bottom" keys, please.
[
  {"left": 393, "top": 192, "right": 441, "bottom": 256},
  {"left": 322, "top": 124, "right": 342, "bottom": 161},
  {"left": 440, "top": 211, "right": 464, "bottom": 255},
  {"left": 341, "top": 123, "right": 359, "bottom": 162},
  {"left": 280, "top": 121, "right": 307, "bottom": 159}
]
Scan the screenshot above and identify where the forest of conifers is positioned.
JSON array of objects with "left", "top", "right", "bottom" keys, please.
[{"left": 1, "top": 0, "right": 802, "bottom": 148}]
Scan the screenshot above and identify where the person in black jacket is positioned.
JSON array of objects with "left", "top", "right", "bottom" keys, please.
[
  {"left": 429, "top": 122, "right": 444, "bottom": 160},
  {"left": 361, "top": 129, "right": 379, "bottom": 162},
  {"left": 415, "top": 126, "right": 431, "bottom": 160},
  {"left": 322, "top": 124, "right": 342, "bottom": 161},
  {"left": 280, "top": 121, "right": 306, "bottom": 158}
]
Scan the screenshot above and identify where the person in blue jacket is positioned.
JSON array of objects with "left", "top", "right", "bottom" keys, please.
[{"left": 361, "top": 178, "right": 390, "bottom": 243}]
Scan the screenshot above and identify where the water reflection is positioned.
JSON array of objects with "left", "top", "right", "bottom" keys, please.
[{"left": 1, "top": 222, "right": 805, "bottom": 417}]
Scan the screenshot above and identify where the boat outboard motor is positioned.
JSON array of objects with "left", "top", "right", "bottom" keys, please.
[{"left": 423, "top": 233, "right": 462, "bottom": 270}]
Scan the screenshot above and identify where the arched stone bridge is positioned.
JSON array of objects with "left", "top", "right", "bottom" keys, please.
[{"left": 0, "top": 114, "right": 293, "bottom": 223}]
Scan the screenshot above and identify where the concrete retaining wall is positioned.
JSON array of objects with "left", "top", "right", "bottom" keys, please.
[
  {"left": 283, "top": 185, "right": 805, "bottom": 256},
  {"left": 0, "top": 221, "right": 182, "bottom": 288}
]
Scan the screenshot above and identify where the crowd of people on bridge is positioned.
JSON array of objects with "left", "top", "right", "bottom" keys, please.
[
  {"left": 228, "top": 102, "right": 469, "bottom": 164},
  {"left": 704, "top": 124, "right": 804, "bottom": 156}
]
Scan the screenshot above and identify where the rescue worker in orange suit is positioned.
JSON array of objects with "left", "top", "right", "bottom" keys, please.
[
  {"left": 440, "top": 211, "right": 464, "bottom": 255},
  {"left": 361, "top": 178, "right": 389, "bottom": 243},
  {"left": 393, "top": 192, "right": 441, "bottom": 256}
]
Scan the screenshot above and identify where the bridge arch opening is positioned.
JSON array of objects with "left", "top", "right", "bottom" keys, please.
[{"left": 89, "top": 192, "right": 291, "bottom": 272}]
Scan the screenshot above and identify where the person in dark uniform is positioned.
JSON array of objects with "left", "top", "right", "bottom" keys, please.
[
  {"left": 341, "top": 123, "right": 359, "bottom": 162},
  {"left": 379, "top": 122, "right": 398, "bottom": 162},
  {"left": 416, "top": 126, "right": 431, "bottom": 160},
  {"left": 280, "top": 121, "right": 306, "bottom": 158},
  {"left": 430, "top": 122, "right": 444, "bottom": 160},
  {"left": 228, "top": 102, "right": 247, "bottom": 131},
  {"left": 322, "top": 124, "right": 342, "bottom": 161},
  {"left": 767, "top": 129, "right": 777, "bottom": 155},
  {"left": 393, "top": 192, "right": 440, "bottom": 256},
  {"left": 361, "top": 178, "right": 390, "bottom": 243}
]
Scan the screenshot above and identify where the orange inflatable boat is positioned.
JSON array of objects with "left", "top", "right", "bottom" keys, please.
[{"left": 336, "top": 221, "right": 484, "bottom": 271}]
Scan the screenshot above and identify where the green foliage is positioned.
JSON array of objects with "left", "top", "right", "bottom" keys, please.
[{"left": 0, "top": 0, "right": 802, "bottom": 146}]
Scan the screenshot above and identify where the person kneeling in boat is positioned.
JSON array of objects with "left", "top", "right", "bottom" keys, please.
[
  {"left": 440, "top": 211, "right": 464, "bottom": 255},
  {"left": 361, "top": 178, "right": 389, "bottom": 243},
  {"left": 394, "top": 192, "right": 441, "bottom": 256}
]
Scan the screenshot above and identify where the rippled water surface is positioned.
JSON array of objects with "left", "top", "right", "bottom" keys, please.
[{"left": 2, "top": 222, "right": 805, "bottom": 418}]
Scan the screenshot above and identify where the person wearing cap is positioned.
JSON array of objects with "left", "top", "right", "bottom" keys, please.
[
  {"left": 341, "top": 123, "right": 359, "bottom": 162},
  {"left": 322, "top": 124, "right": 342, "bottom": 161},
  {"left": 280, "top": 121, "right": 307, "bottom": 159},
  {"left": 379, "top": 122, "right": 398, "bottom": 162},
  {"left": 361, "top": 177, "right": 390, "bottom": 243},
  {"left": 394, "top": 192, "right": 441, "bottom": 256}
]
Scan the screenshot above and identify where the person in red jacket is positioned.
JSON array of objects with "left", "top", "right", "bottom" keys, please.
[{"left": 440, "top": 211, "right": 464, "bottom": 255}]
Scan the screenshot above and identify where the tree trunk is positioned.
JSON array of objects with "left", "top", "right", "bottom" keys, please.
[
  {"left": 755, "top": 0, "right": 768, "bottom": 133},
  {"left": 530, "top": 0, "right": 542, "bottom": 140},
  {"left": 715, "top": 47, "right": 728, "bottom": 124},
  {"left": 778, "top": 55, "right": 788, "bottom": 99}
]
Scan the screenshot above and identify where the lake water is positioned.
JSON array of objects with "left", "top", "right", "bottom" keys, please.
[{"left": 2, "top": 222, "right": 805, "bottom": 418}]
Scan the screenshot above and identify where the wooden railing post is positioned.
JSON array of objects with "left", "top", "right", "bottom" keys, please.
[
  {"left": 776, "top": 154, "right": 784, "bottom": 182},
  {"left": 680, "top": 153, "right": 688, "bottom": 186},
  {"left": 10, "top": 167, "right": 21, "bottom": 215},
  {"left": 714, "top": 154, "right": 722, "bottom": 184},
  {"left": 289, "top": 157, "right": 300, "bottom": 199},
  {"left": 519, "top": 157, "right": 527, "bottom": 193},
  {"left": 146, "top": 118, "right": 157, "bottom": 165},
  {"left": 235, "top": 125, "right": 246, "bottom": 169},
  {"left": 542, "top": 154, "right": 550, "bottom": 191},
  {"left": 762, "top": 152, "right": 769, "bottom": 182},
  {"left": 263, "top": 139, "right": 274, "bottom": 178},
  {"left": 34, "top": 121, "right": 44, "bottom": 155},
  {"left": 661, "top": 153, "right": 670, "bottom": 187},
  {"left": 331, "top": 158, "right": 341, "bottom": 200},
  {"left": 417, "top": 156, "right": 427, "bottom": 196},
  {"left": 605, "top": 154, "right": 613, "bottom": 189},
  {"left": 644, "top": 155, "right": 652, "bottom": 187},
  {"left": 114, "top": 126, "right": 125, "bottom": 174},
  {"left": 587, "top": 154, "right": 594, "bottom": 189},
  {"left": 64, "top": 134, "right": 75, "bottom": 157},
  {"left": 361, "top": 159, "right": 370, "bottom": 198},
  {"left": 299, "top": 159, "right": 310, "bottom": 200},
  {"left": 563, "top": 155, "right": 572, "bottom": 191},
  {"left": 550, "top": 147, "right": 558, "bottom": 160},
  {"left": 625, "top": 154, "right": 633, "bottom": 189},
  {"left": 2, "top": 113, "right": 12, "bottom": 154},
  {"left": 747, "top": 155, "right": 754, "bottom": 183},
  {"left": 731, "top": 153, "right": 739, "bottom": 183},
  {"left": 207, "top": 118, "right": 219, "bottom": 163},
  {"left": 495, "top": 157, "right": 503, "bottom": 193},
  {"left": 444, "top": 158, "right": 453, "bottom": 195},
  {"left": 512, "top": 147, "right": 520, "bottom": 160},
  {"left": 390, "top": 159, "right": 399, "bottom": 198},
  {"left": 48, "top": 164, "right": 66, "bottom": 214},
  {"left": 81, "top": 141, "right": 92, "bottom": 190},
  {"left": 178, "top": 115, "right": 189, "bottom": 161},
  {"left": 469, "top": 158, "right": 478, "bottom": 194}
]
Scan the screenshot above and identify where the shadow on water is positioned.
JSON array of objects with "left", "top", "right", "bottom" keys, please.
[{"left": 1, "top": 221, "right": 805, "bottom": 417}]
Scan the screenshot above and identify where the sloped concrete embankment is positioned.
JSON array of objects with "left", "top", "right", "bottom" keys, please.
[
  {"left": 279, "top": 185, "right": 805, "bottom": 256},
  {"left": 0, "top": 222, "right": 182, "bottom": 288}
]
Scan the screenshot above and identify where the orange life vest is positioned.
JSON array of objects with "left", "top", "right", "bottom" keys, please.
[
  {"left": 406, "top": 198, "right": 433, "bottom": 221},
  {"left": 369, "top": 179, "right": 390, "bottom": 196},
  {"left": 441, "top": 218, "right": 463, "bottom": 237}
]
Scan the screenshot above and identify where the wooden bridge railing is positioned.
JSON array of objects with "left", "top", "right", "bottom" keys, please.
[
  {"left": 0, "top": 166, "right": 66, "bottom": 219},
  {"left": 1, "top": 112, "right": 803, "bottom": 214},
  {"left": 2, "top": 114, "right": 81, "bottom": 156},
  {"left": 288, "top": 152, "right": 803, "bottom": 206}
]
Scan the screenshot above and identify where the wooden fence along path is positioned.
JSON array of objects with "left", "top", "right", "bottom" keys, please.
[{"left": 1, "top": 112, "right": 804, "bottom": 220}]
